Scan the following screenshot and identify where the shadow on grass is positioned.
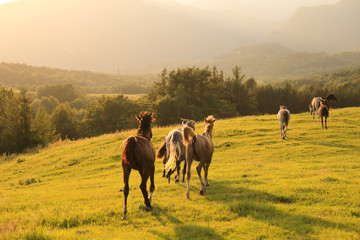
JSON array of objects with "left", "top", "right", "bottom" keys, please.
[
  {"left": 205, "top": 180, "right": 360, "bottom": 238},
  {"left": 149, "top": 224, "right": 226, "bottom": 240},
  {"left": 147, "top": 204, "right": 225, "bottom": 240}
]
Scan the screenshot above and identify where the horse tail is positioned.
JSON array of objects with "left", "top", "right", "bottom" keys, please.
[
  {"left": 182, "top": 126, "right": 196, "bottom": 145},
  {"left": 122, "top": 136, "right": 136, "bottom": 166},
  {"left": 164, "top": 139, "right": 181, "bottom": 173},
  {"left": 157, "top": 140, "right": 167, "bottom": 159},
  {"left": 283, "top": 110, "right": 290, "bottom": 129}
]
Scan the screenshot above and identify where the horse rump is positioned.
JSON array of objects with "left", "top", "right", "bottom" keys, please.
[{"left": 122, "top": 136, "right": 136, "bottom": 166}]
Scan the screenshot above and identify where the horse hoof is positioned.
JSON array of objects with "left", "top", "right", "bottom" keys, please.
[
  {"left": 206, "top": 183, "right": 209, "bottom": 186},
  {"left": 121, "top": 215, "right": 127, "bottom": 221},
  {"left": 186, "top": 193, "right": 190, "bottom": 199},
  {"left": 145, "top": 206, "right": 152, "bottom": 212},
  {"left": 200, "top": 190, "right": 205, "bottom": 195},
  {"left": 175, "top": 179, "right": 179, "bottom": 183}
]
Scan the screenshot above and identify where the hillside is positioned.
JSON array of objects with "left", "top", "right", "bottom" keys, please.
[
  {"left": 1, "top": 108, "right": 360, "bottom": 239},
  {"left": 271, "top": 0, "right": 360, "bottom": 51},
  {"left": 197, "top": 44, "right": 360, "bottom": 82}
]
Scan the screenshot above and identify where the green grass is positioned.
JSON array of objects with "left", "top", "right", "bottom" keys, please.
[{"left": 1, "top": 108, "right": 360, "bottom": 239}]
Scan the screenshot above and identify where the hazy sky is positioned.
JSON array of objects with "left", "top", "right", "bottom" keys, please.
[
  {"left": 0, "top": 0, "right": 341, "bottom": 21},
  {"left": 0, "top": 0, "right": 16, "bottom": 5},
  {"left": 166, "top": 0, "right": 341, "bottom": 21}
]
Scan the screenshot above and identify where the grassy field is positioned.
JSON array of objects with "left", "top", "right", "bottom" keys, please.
[{"left": 1, "top": 107, "right": 359, "bottom": 239}]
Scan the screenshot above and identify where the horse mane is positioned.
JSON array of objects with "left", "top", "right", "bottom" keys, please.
[
  {"left": 183, "top": 126, "right": 196, "bottom": 145},
  {"left": 204, "top": 115, "right": 216, "bottom": 135},
  {"left": 181, "top": 118, "right": 195, "bottom": 130}
]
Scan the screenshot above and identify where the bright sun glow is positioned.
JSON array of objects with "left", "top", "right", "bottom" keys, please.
[{"left": 0, "top": 0, "right": 17, "bottom": 5}]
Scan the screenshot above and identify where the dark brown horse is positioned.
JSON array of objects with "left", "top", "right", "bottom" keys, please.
[
  {"left": 121, "top": 111, "right": 155, "bottom": 220},
  {"left": 319, "top": 100, "right": 329, "bottom": 129},
  {"left": 182, "top": 115, "right": 216, "bottom": 199}
]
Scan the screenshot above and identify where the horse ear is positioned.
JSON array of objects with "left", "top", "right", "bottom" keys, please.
[
  {"left": 204, "top": 117, "right": 208, "bottom": 123},
  {"left": 150, "top": 112, "right": 156, "bottom": 121},
  {"left": 135, "top": 115, "right": 141, "bottom": 121}
]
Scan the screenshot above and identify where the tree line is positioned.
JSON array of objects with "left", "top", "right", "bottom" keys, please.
[
  {"left": 1, "top": 66, "right": 360, "bottom": 154},
  {"left": 0, "top": 62, "right": 154, "bottom": 94}
]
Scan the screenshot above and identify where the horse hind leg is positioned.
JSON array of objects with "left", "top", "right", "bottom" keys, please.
[
  {"left": 175, "top": 161, "right": 181, "bottom": 183},
  {"left": 139, "top": 172, "right": 152, "bottom": 211},
  {"left": 182, "top": 160, "right": 187, "bottom": 183},
  {"left": 204, "top": 161, "right": 211, "bottom": 186},
  {"left": 121, "top": 164, "right": 131, "bottom": 220},
  {"left": 325, "top": 117, "right": 328, "bottom": 129},
  {"left": 196, "top": 161, "right": 206, "bottom": 195},
  {"left": 149, "top": 165, "right": 155, "bottom": 203}
]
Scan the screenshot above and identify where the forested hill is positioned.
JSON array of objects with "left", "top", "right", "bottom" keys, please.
[
  {"left": 0, "top": 62, "right": 155, "bottom": 93},
  {"left": 273, "top": 67, "right": 360, "bottom": 89},
  {"left": 197, "top": 44, "right": 360, "bottom": 82}
]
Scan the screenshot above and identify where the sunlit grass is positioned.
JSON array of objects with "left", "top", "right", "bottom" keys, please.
[{"left": 1, "top": 108, "right": 359, "bottom": 239}]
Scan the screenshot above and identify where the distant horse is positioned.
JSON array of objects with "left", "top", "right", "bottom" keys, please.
[
  {"left": 309, "top": 94, "right": 337, "bottom": 119},
  {"left": 121, "top": 111, "right": 155, "bottom": 220},
  {"left": 319, "top": 100, "right": 329, "bottom": 129},
  {"left": 182, "top": 116, "right": 216, "bottom": 199},
  {"left": 157, "top": 119, "right": 195, "bottom": 183},
  {"left": 277, "top": 105, "right": 290, "bottom": 139}
]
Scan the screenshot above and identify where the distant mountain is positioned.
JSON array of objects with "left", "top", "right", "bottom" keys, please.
[
  {"left": 196, "top": 43, "right": 360, "bottom": 82},
  {"left": 270, "top": 0, "right": 360, "bottom": 51},
  {"left": 0, "top": 0, "right": 273, "bottom": 72}
]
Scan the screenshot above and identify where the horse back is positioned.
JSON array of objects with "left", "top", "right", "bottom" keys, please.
[{"left": 193, "top": 134, "right": 214, "bottom": 161}]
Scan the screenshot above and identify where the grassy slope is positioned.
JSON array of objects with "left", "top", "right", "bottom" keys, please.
[{"left": 1, "top": 108, "right": 360, "bottom": 239}]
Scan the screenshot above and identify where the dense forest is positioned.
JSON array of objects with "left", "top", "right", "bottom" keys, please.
[
  {"left": 1, "top": 66, "right": 360, "bottom": 154},
  {"left": 0, "top": 62, "right": 155, "bottom": 94}
]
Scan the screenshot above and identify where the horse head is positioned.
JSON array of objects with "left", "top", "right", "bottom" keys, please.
[
  {"left": 309, "top": 104, "right": 314, "bottom": 114},
  {"left": 325, "top": 94, "right": 337, "bottom": 102},
  {"left": 136, "top": 111, "right": 155, "bottom": 140},
  {"left": 181, "top": 118, "right": 195, "bottom": 131}
]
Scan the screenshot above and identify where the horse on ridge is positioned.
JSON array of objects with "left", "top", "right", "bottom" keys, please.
[
  {"left": 157, "top": 118, "right": 195, "bottom": 183},
  {"left": 309, "top": 94, "right": 337, "bottom": 119},
  {"left": 319, "top": 100, "right": 329, "bottom": 129},
  {"left": 182, "top": 115, "right": 216, "bottom": 199},
  {"left": 277, "top": 105, "right": 290, "bottom": 139},
  {"left": 121, "top": 111, "right": 155, "bottom": 220}
]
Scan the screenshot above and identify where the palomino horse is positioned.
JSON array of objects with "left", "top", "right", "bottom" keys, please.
[
  {"left": 182, "top": 116, "right": 216, "bottom": 199},
  {"left": 319, "top": 100, "right": 329, "bottom": 129},
  {"left": 309, "top": 94, "right": 337, "bottom": 119},
  {"left": 277, "top": 105, "right": 290, "bottom": 139},
  {"left": 157, "top": 119, "right": 195, "bottom": 183},
  {"left": 121, "top": 111, "right": 155, "bottom": 220}
]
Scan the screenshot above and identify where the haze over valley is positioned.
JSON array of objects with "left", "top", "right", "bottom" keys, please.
[{"left": 0, "top": 0, "right": 359, "bottom": 78}]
